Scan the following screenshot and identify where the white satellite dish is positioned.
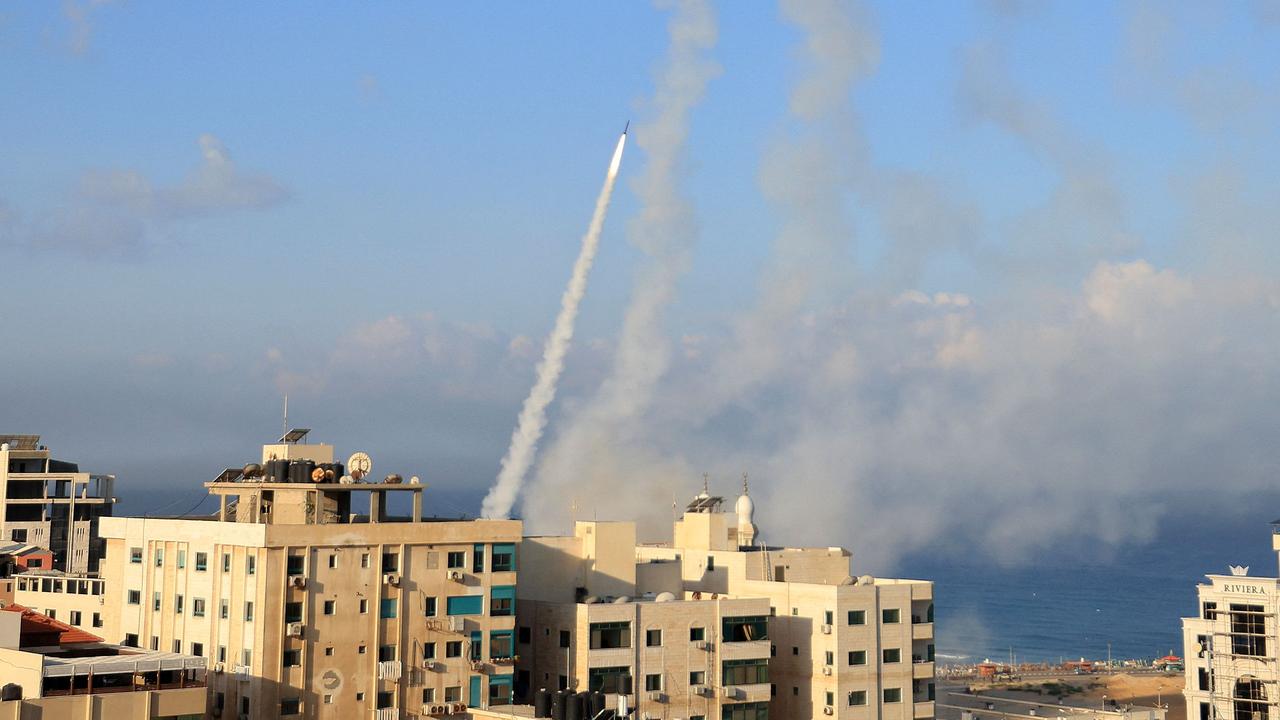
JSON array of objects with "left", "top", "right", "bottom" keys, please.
[{"left": 347, "top": 452, "right": 372, "bottom": 480}]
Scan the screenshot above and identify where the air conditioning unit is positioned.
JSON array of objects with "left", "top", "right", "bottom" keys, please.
[
  {"left": 447, "top": 570, "right": 464, "bottom": 582},
  {"left": 692, "top": 685, "right": 708, "bottom": 697},
  {"left": 648, "top": 691, "right": 663, "bottom": 702},
  {"left": 824, "top": 707, "right": 834, "bottom": 716},
  {"left": 470, "top": 660, "right": 487, "bottom": 672},
  {"left": 695, "top": 640, "right": 712, "bottom": 651},
  {"left": 384, "top": 573, "right": 401, "bottom": 586},
  {"left": 721, "top": 687, "right": 738, "bottom": 699},
  {"left": 290, "top": 575, "right": 306, "bottom": 589},
  {"left": 213, "top": 662, "right": 225, "bottom": 673},
  {"left": 286, "top": 622, "right": 304, "bottom": 637},
  {"left": 423, "top": 660, "right": 442, "bottom": 672},
  {"left": 453, "top": 702, "right": 468, "bottom": 713},
  {"left": 822, "top": 666, "right": 833, "bottom": 676},
  {"left": 821, "top": 624, "right": 832, "bottom": 634},
  {"left": 428, "top": 706, "right": 445, "bottom": 716}
]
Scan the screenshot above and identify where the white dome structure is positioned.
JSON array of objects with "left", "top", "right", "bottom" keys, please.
[{"left": 735, "top": 473, "right": 757, "bottom": 548}]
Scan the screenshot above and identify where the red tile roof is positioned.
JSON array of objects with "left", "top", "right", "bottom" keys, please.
[{"left": 0, "top": 603, "right": 103, "bottom": 645}]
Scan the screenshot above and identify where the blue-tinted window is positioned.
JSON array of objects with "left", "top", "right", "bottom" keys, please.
[{"left": 447, "top": 595, "right": 484, "bottom": 616}]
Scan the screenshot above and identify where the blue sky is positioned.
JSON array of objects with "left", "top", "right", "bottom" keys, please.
[{"left": 3, "top": 1, "right": 1280, "bottom": 567}]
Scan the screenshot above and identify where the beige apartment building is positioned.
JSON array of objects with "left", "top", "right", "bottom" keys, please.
[
  {"left": 1181, "top": 525, "right": 1280, "bottom": 720},
  {"left": 90, "top": 434, "right": 522, "bottom": 720},
  {"left": 519, "top": 481, "right": 935, "bottom": 720},
  {"left": 0, "top": 434, "right": 116, "bottom": 573}
]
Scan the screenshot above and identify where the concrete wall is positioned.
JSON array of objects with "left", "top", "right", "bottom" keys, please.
[{"left": 0, "top": 686, "right": 206, "bottom": 720}]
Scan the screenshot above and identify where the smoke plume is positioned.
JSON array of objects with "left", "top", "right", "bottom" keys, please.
[
  {"left": 481, "top": 132, "right": 627, "bottom": 519},
  {"left": 522, "top": 0, "right": 719, "bottom": 532}
]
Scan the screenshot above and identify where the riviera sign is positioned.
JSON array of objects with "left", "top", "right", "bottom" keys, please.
[{"left": 1219, "top": 582, "right": 1270, "bottom": 595}]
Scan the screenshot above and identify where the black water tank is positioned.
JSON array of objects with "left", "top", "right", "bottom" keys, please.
[
  {"left": 589, "top": 691, "right": 605, "bottom": 717},
  {"left": 0, "top": 684, "right": 21, "bottom": 701},
  {"left": 534, "top": 689, "right": 552, "bottom": 718},
  {"left": 264, "top": 459, "right": 282, "bottom": 483},
  {"left": 564, "top": 692, "right": 583, "bottom": 720},
  {"left": 619, "top": 675, "right": 633, "bottom": 696},
  {"left": 551, "top": 690, "right": 566, "bottom": 720}
]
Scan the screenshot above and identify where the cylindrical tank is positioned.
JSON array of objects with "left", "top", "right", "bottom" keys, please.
[
  {"left": 619, "top": 675, "right": 633, "bottom": 696},
  {"left": 534, "top": 689, "right": 552, "bottom": 718},
  {"left": 589, "top": 691, "right": 604, "bottom": 717},
  {"left": 551, "top": 690, "right": 566, "bottom": 720},
  {"left": 564, "top": 692, "right": 583, "bottom": 720},
  {"left": 0, "top": 684, "right": 21, "bottom": 701},
  {"left": 291, "top": 460, "right": 315, "bottom": 484}
]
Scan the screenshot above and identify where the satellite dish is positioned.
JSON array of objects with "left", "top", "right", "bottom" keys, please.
[
  {"left": 321, "top": 668, "right": 342, "bottom": 690},
  {"left": 347, "top": 452, "right": 372, "bottom": 480}
]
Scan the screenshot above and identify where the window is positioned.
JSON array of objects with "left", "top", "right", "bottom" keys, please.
[
  {"left": 377, "top": 691, "right": 393, "bottom": 709},
  {"left": 647, "top": 628, "right": 663, "bottom": 646},
  {"left": 489, "top": 677, "right": 514, "bottom": 706},
  {"left": 360, "top": 599, "right": 369, "bottom": 614},
  {"left": 247, "top": 555, "right": 256, "bottom": 575},
  {"left": 646, "top": 674, "right": 662, "bottom": 691},
  {"left": 155, "top": 548, "right": 163, "bottom": 566},
  {"left": 287, "top": 555, "right": 305, "bottom": 575},
  {"left": 447, "top": 551, "right": 466, "bottom": 568},
  {"left": 492, "top": 543, "right": 516, "bottom": 572},
  {"left": 690, "top": 671, "right": 706, "bottom": 685},
  {"left": 722, "top": 616, "right": 768, "bottom": 642},
  {"left": 324, "top": 647, "right": 334, "bottom": 656},
  {"left": 445, "top": 686, "right": 461, "bottom": 703},
  {"left": 470, "top": 631, "right": 483, "bottom": 661},
  {"left": 792, "top": 646, "right": 798, "bottom": 655},
  {"left": 560, "top": 630, "right": 571, "bottom": 648},
  {"left": 356, "top": 692, "right": 365, "bottom": 702},
  {"left": 124, "top": 633, "right": 139, "bottom": 647},
  {"left": 325, "top": 694, "right": 334, "bottom": 705},
  {"left": 358, "top": 645, "right": 367, "bottom": 654},
  {"left": 423, "top": 689, "right": 435, "bottom": 703},
  {"left": 173, "top": 640, "right": 182, "bottom": 653},
  {"left": 324, "top": 600, "right": 336, "bottom": 615},
  {"left": 690, "top": 627, "right": 705, "bottom": 641},
  {"left": 446, "top": 641, "right": 462, "bottom": 658},
  {"left": 849, "top": 691, "right": 867, "bottom": 706},
  {"left": 380, "top": 599, "right": 398, "bottom": 618},
  {"left": 473, "top": 544, "right": 485, "bottom": 573},
  {"left": 92, "top": 612, "right": 102, "bottom": 628},
  {"left": 884, "top": 688, "right": 902, "bottom": 703},
  {"left": 130, "top": 547, "right": 142, "bottom": 564},
  {"left": 722, "top": 702, "right": 769, "bottom": 720},
  {"left": 175, "top": 594, "right": 184, "bottom": 614},
  {"left": 192, "top": 642, "right": 204, "bottom": 656},
  {"left": 722, "top": 659, "right": 769, "bottom": 685},
  {"left": 1203, "top": 601, "right": 1218, "bottom": 620},
  {"left": 381, "top": 552, "right": 399, "bottom": 573},
  {"left": 195, "top": 552, "right": 208, "bottom": 571},
  {"left": 220, "top": 599, "right": 229, "bottom": 619},
  {"left": 424, "top": 642, "right": 437, "bottom": 660},
  {"left": 825, "top": 651, "right": 834, "bottom": 666},
  {"left": 285, "top": 601, "right": 303, "bottom": 623},
  {"left": 69, "top": 610, "right": 82, "bottom": 625},
  {"left": 218, "top": 646, "right": 227, "bottom": 662},
  {"left": 882, "top": 608, "right": 900, "bottom": 624},
  {"left": 849, "top": 650, "right": 867, "bottom": 666},
  {"left": 707, "top": 555, "right": 715, "bottom": 571},
  {"left": 491, "top": 586, "right": 516, "bottom": 616},
  {"left": 519, "top": 626, "right": 532, "bottom": 644},
  {"left": 153, "top": 592, "right": 162, "bottom": 611},
  {"left": 177, "top": 550, "right": 186, "bottom": 569},
  {"left": 824, "top": 610, "right": 834, "bottom": 625},
  {"left": 588, "top": 667, "right": 631, "bottom": 693},
  {"left": 245, "top": 601, "right": 254, "bottom": 621},
  {"left": 283, "top": 650, "right": 301, "bottom": 667},
  {"left": 884, "top": 648, "right": 901, "bottom": 663},
  {"left": 491, "top": 630, "right": 514, "bottom": 659},
  {"left": 447, "top": 595, "right": 483, "bottom": 616},
  {"left": 328, "top": 554, "right": 338, "bottom": 569},
  {"left": 1231, "top": 604, "right": 1267, "bottom": 656},
  {"left": 826, "top": 691, "right": 835, "bottom": 706},
  {"left": 222, "top": 553, "right": 231, "bottom": 572},
  {"left": 193, "top": 598, "right": 206, "bottom": 617},
  {"left": 281, "top": 698, "right": 301, "bottom": 715},
  {"left": 425, "top": 596, "right": 437, "bottom": 617},
  {"left": 590, "top": 622, "right": 631, "bottom": 649},
  {"left": 1199, "top": 667, "right": 1210, "bottom": 691},
  {"left": 150, "top": 636, "right": 159, "bottom": 650},
  {"left": 379, "top": 645, "right": 396, "bottom": 662}
]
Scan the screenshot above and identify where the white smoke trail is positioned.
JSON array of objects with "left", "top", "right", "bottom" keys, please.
[{"left": 482, "top": 132, "right": 627, "bottom": 519}]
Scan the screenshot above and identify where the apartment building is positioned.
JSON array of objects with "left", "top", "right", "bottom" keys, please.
[
  {"left": 12, "top": 571, "right": 109, "bottom": 634},
  {"left": 520, "top": 520, "right": 773, "bottom": 720},
  {"left": 0, "top": 603, "right": 206, "bottom": 720},
  {"left": 0, "top": 435, "right": 116, "bottom": 573},
  {"left": 519, "top": 480, "right": 935, "bottom": 720},
  {"left": 92, "top": 433, "right": 522, "bottom": 719},
  {"left": 1181, "top": 525, "right": 1280, "bottom": 720}
]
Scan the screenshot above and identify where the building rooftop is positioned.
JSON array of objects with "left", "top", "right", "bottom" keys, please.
[
  {"left": 0, "top": 434, "right": 42, "bottom": 450},
  {"left": 1, "top": 603, "right": 102, "bottom": 645}
]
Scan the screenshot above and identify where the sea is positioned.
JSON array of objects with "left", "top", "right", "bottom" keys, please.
[{"left": 121, "top": 486, "right": 1280, "bottom": 666}]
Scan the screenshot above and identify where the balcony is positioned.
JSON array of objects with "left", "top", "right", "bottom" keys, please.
[
  {"left": 720, "top": 639, "right": 770, "bottom": 661},
  {"left": 378, "top": 660, "right": 402, "bottom": 681},
  {"left": 723, "top": 683, "right": 771, "bottom": 703},
  {"left": 914, "top": 700, "right": 935, "bottom": 718},
  {"left": 912, "top": 661, "right": 934, "bottom": 678},
  {"left": 911, "top": 622, "right": 933, "bottom": 640}
]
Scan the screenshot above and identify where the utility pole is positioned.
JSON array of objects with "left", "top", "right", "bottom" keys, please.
[{"left": 1107, "top": 643, "right": 1112, "bottom": 674}]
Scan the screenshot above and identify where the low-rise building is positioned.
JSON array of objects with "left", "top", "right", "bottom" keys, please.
[{"left": 0, "top": 602, "right": 206, "bottom": 720}]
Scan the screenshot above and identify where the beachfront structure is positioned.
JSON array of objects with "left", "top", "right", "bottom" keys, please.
[
  {"left": 0, "top": 603, "right": 207, "bottom": 719},
  {"left": 941, "top": 691, "right": 1165, "bottom": 720},
  {"left": 1181, "top": 533, "right": 1280, "bottom": 720},
  {"left": 90, "top": 433, "right": 521, "bottom": 720},
  {"left": 0, "top": 435, "right": 115, "bottom": 574},
  {"left": 518, "top": 480, "right": 936, "bottom": 720}
]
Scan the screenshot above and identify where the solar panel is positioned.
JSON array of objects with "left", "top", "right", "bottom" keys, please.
[
  {"left": 279, "top": 428, "right": 311, "bottom": 443},
  {"left": 214, "top": 468, "right": 243, "bottom": 483},
  {"left": 0, "top": 435, "right": 41, "bottom": 450}
]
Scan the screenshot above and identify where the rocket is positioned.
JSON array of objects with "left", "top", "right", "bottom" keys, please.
[{"left": 624, "top": 120, "right": 629, "bottom": 135}]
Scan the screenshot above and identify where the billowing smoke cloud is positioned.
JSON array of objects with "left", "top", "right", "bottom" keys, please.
[
  {"left": 481, "top": 133, "right": 627, "bottom": 519},
  {"left": 522, "top": 0, "right": 719, "bottom": 533}
]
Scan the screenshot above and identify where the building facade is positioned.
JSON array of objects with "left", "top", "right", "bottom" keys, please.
[
  {"left": 1182, "top": 531, "right": 1280, "bottom": 720},
  {"left": 93, "top": 436, "right": 522, "bottom": 719},
  {"left": 0, "top": 435, "right": 115, "bottom": 574}
]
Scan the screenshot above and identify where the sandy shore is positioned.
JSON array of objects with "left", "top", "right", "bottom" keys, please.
[{"left": 946, "top": 673, "right": 1186, "bottom": 720}]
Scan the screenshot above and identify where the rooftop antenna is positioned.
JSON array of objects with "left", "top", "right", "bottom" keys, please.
[
  {"left": 701, "top": 472, "right": 710, "bottom": 497},
  {"left": 282, "top": 395, "right": 288, "bottom": 441},
  {"left": 742, "top": 472, "right": 749, "bottom": 495}
]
